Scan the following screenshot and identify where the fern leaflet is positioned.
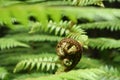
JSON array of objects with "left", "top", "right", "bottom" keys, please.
[
  {"left": 0, "top": 67, "right": 8, "bottom": 80},
  {"left": 47, "top": 21, "right": 88, "bottom": 46},
  {"left": 13, "top": 56, "right": 60, "bottom": 73},
  {"left": 99, "top": 66, "right": 120, "bottom": 80},
  {"left": 0, "top": 38, "right": 30, "bottom": 50},
  {"left": 6, "top": 34, "right": 63, "bottom": 42},
  {"left": 88, "top": 38, "right": 120, "bottom": 50},
  {"left": 81, "top": 20, "right": 120, "bottom": 31}
]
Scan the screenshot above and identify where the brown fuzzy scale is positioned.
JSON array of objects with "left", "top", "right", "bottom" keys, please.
[{"left": 56, "top": 38, "right": 83, "bottom": 72}]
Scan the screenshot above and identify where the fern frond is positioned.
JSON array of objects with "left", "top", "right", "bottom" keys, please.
[
  {"left": 23, "top": 68, "right": 104, "bottom": 80},
  {"left": 99, "top": 66, "right": 120, "bottom": 80},
  {"left": 0, "top": 38, "right": 30, "bottom": 50},
  {"left": 88, "top": 38, "right": 120, "bottom": 50},
  {"left": 13, "top": 56, "right": 60, "bottom": 73},
  {"left": 81, "top": 20, "right": 120, "bottom": 31},
  {"left": 29, "top": 20, "right": 88, "bottom": 45},
  {"left": 0, "top": 67, "right": 8, "bottom": 80},
  {"left": 47, "top": 21, "right": 88, "bottom": 45},
  {"left": 0, "top": 52, "right": 57, "bottom": 66},
  {"left": 6, "top": 33, "right": 62, "bottom": 42}
]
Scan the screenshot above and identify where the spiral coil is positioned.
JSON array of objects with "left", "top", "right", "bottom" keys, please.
[{"left": 56, "top": 38, "right": 83, "bottom": 72}]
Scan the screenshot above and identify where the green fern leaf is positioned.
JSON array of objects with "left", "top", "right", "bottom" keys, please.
[
  {"left": 46, "top": 63, "right": 51, "bottom": 71},
  {"left": 13, "top": 56, "right": 60, "bottom": 73},
  {"left": 30, "top": 60, "right": 36, "bottom": 70},
  {"left": 99, "top": 66, "right": 120, "bottom": 80},
  {"left": 13, "top": 60, "right": 26, "bottom": 73},
  {"left": 24, "top": 60, "right": 31, "bottom": 70},
  {"left": 0, "top": 38, "right": 30, "bottom": 50},
  {"left": 6, "top": 33, "right": 62, "bottom": 42},
  {"left": 0, "top": 67, "right": 8, "bottom": 80},
  {"left": 81, "top": 20, "right": 120, "bottom": 31},
  {"left": 47, "top": 21, "right": 88, "bottom": 46},
  {"left": 88, "top": 38, "right": 120, "bottom": 50},
  {"left": 36, "top": 62, "right": 41, "bottom": 71}
]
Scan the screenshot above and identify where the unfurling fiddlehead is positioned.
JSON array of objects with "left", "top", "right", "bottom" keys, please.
[{"left": 56, "top": 38, "right": 83, "bottom": 73}]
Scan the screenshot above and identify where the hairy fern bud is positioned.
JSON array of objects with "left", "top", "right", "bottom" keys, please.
[{"left": 56, "top": 38, "right": 83, "bottom": 72}]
